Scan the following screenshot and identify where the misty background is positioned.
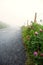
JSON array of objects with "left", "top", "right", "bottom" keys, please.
[{"left": 0, "top": 0, "right": 43, "bottom": 27}]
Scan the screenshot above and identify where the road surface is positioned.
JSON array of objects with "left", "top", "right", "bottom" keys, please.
[{"left": 0, "top": 28, "right": 26, "bottom": 65}]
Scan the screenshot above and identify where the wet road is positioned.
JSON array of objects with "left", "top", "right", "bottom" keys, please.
[{"left": 0, "top": 28, "right": 26, "bottom": 65}]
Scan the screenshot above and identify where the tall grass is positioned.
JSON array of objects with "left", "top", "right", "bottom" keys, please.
[{"left": 22, "top": 22, "right": 43, "bottom": 65}]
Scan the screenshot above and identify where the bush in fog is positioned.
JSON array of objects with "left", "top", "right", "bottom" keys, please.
[{"left": 0, "top": 21, "right": 8, "bottom": 29}]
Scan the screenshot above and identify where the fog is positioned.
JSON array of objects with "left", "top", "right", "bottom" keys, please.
[{"left": 0, "top": 0, "right": 43, "bottom": 27}]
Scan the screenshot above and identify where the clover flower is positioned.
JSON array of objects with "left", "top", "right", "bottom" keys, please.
[
  {"left": 34, "top": 51, "right": 38, "bottom": 56},
  {"left": 35, "top": 32, "right": 38, "bottom": 35},
  {"left": 40, "top": 53, "right": 43, "bottom": 56},
  {"left": 40, "top": 29, "right": 43, "bottom": 32}
]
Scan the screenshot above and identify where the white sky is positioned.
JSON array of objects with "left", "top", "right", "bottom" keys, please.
[{"left": 0, "top": 0, "right": 43, "bottom": 27}]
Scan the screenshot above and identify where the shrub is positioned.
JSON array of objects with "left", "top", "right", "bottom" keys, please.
[{"left": 0, "top": 21, "right": 8, "bottom": 29}]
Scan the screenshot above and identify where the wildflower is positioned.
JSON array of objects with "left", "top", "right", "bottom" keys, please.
[
  {"left": 34, "top": 51, "right": 38, "bottom": 56},
  {"left": 40, "top": 29, "right": 43, "bottom": 32},
  {"left": 35, "top": 32, "right": 38, "bottom": 35},
  {"left": 40, "top": 53, "right": 43, "bottom": 56}
]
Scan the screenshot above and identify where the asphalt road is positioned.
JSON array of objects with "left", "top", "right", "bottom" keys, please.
[{"left": 0, "top": 28, "right": 26, "bottom": 65}]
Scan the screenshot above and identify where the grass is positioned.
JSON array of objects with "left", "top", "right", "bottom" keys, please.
[
  {"left": 22, "top": 22, "right": 43, "bottom": 65},
  {"left": 22, "top": 26, "right": 35, "bottom": 65}
]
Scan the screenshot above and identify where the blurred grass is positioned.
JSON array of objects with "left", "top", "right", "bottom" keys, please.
[{"left": 22, "top": 26, "right": 34, "bottom": 65}]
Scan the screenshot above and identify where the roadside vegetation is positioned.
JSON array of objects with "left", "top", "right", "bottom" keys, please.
[
  {"left": 22, "top": 22, "right": 43, "bottom": 65},
  {"left": 0, "top": 21, "right": 8, "bottom": 29}
]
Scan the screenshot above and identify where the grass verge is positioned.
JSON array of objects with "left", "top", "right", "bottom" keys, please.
[{"left": 22, "top": 22, "right": 43, "bottom": 65}]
